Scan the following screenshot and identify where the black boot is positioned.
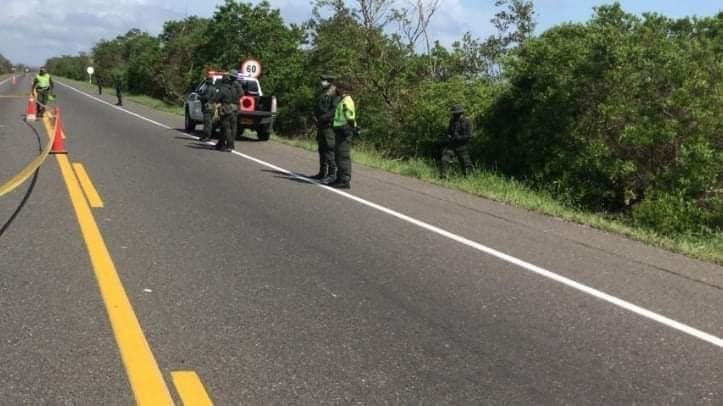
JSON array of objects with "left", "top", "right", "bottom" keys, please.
[
  {"left": 310, "top": 166, "right": 328, "bottom": 180},
  {"left": 320, "top": 167, "right": 338, "bottom": 185},
  {"left": 330, "top": 179, "right": 351, "bottom": 189}
]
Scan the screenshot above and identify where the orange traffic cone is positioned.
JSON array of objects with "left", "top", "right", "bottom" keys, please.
[
  {"left": 50, "top": 107, "right": 67, "bottom": 154},
  {"left": 26, "top": 97, "right": 37, "bottom": 121}
]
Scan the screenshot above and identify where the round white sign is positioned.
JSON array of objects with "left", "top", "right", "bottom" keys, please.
[
  {"left": 87, "top": 66, "right": 95, "bottom": 75},
  {"left": 240, "top": 59, "right": 261, "bottom": 78}
]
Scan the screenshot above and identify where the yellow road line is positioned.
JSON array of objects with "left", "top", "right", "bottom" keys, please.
[
  {"left": 172, "top": 371, "right": 214, "bottom": 406},
  {"left": 0, "top": 117, "right": 56, "bottom": 197},
  {"left": 45, "top": 118, "right": 173, "bottom": 405},
  {"left": 71, "top": 162, "right": 104, "bottom": 208},
  {"left": 44, "top": 112, "right": 65, "bottom": 139}
]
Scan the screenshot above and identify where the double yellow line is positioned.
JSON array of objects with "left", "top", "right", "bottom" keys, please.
[{"left": 39, "top": 117, "right": 212, "bottom": 404}]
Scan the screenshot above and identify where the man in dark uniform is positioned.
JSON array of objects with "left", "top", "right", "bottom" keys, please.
[
  {"left": 213, "top": 72, "right": 241, "bottom": 152},
  {"left": 325, "top": 80, "right": 356, "bottom": 189},
  {"left": 311, "top": 72, "right": 339, "bottom": 181},
  {"left": 199, "top": 76, "right": 218, "bottom": 142},
  {"left": 229, "top": 69, "right": 245, "bottom": 139},
  {"left": 440, "top": 104, "right": 473, "bottom": 178},
  {"left": 31, "top": 66, "right": 54, "bottom": 118},
  {"left": 96, "top": 74, "right": 104, "bottom": 95},
  {"left": 113, "top": 72, "right": 124, "bottom": 106}
]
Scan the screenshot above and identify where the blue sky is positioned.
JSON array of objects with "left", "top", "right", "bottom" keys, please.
[{"left": 1, "top": 1, "right": 720, "bottom": 66}]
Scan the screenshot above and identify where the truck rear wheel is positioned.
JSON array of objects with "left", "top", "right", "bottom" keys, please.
[
  {"left": 257, "top": 126, "right": 271, "bottom": 141},
  {"left": 184, "top": 108, "right": 196, "bottom": 132}
]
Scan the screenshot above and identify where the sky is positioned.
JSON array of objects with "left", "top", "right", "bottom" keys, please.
[{"left": 1, "top": 0, "right": 720, "bottom": 66}]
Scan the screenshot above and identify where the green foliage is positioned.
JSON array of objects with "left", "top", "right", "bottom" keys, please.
[
  {"left": 46, "top": 53, "right": 91, "bottom": 80},
  {"left": 484, "top": 4, "right": 722, "bottom": 235},
  {"left": 0, "top": 53, "right": 13, "bottom": 73},
  {"left": 632, "top": 192, "right": 713, "bottom": 235}
]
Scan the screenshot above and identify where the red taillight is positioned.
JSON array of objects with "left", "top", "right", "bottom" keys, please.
[{"left": 240, "top": 96, "right": 255, "bottom": 112}]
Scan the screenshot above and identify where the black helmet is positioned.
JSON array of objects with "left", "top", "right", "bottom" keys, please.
[{"left": 451, "top": 104, "right": 465, "bottom": 114}]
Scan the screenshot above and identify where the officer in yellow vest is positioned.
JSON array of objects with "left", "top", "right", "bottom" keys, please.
[
  {"left": 324, "top": 80, "right": 356, "bottom": 189},
  {"left": 31, "top": 66, "right": 54, "bottom": 118}
]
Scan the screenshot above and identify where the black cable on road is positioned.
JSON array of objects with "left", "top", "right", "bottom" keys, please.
[{"left": 0, "top": 121, "right": 43, "bottom": 238}]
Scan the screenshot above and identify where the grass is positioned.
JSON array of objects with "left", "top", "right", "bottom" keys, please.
[
  {"left": 272, "top": 135, "right": 723, "bottom": 265},
  {"left": 57, "top": 76, "right": 722, "bottom": 264}
]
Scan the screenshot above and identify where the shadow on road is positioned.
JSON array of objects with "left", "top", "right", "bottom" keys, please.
[
  {"left": 172, "top": 128, "right": 261, "bottom": 143},
  {"left": 260, "top": 169, "right": 314, "bottom": 185}
]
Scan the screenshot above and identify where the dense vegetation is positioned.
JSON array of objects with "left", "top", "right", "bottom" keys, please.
[
  {"left": 0, "top": 53, "right": 14, "bottom": 73},
  {"left": 45, "top": 0, "right": 722, "bottom": 241}
]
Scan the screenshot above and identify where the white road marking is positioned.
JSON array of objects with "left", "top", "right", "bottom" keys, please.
[
  {"left": 59, "top": 80, "right": 723, "bottom": 348},
  {"left": 0, "top": 77, "right": 11, "bottom": 87},
  {"left": 56, "top": 81, "right": 172, "bottom": 129}
]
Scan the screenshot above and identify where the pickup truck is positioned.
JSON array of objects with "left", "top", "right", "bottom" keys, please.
[{"left": 184, "top": 72, "right": 277, "bottom": 141}]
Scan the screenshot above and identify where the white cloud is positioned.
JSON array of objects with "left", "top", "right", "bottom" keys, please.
[
  {"left": 427, "top": 0, "right": 496, "bottom": 46},
  {"left": 0, "top": 0, "right": 495, "bottom": 65},
  {"left": 0, "top": 0, "right": 186, "bottom": 64}
]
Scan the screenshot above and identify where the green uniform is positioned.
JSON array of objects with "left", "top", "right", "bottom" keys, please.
[
  {"left": 113, "top": 74, "right": 124, "bottom": 106},
  {"left": 32, "top": 73, "right": 53, "bottom": 117},
  {"left": 332, "top": 95, "right": 356, "bottom": 184},
  {"left": 441, "top": 116, "right": 473, "bottom": 177},
  {"left": 200, "top": 82, "right": 218, "bottom": 140},
  {"left": 313, "top": 85, "right": 339, "bottom": 178},
  {"left": 213, "top": 78, "right": 241, "bottom": 151}
]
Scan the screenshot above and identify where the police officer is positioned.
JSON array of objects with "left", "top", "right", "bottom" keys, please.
[
  {"left": 440, "top": 104, "right": 473, "bottom": 178},
  {"left": 311, "top": 72, "right": 339, "bottom": 181},
  {"left": 199, "top": 76, "right": 219, "bottom": 142},
  {"left": 213, "top": 71, "right": 242, "bottom": 152},
  {"left": 31, "top": 66, "right": 54, "bottom": 118},
  {"left": 324, "top": 80, "right": 356, "bottom": 189},
  {"left": 113, "top": 71, "right": 124, "bottom": 106}
]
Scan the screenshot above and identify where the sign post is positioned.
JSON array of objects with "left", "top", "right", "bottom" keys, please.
[
  {"left": 240, "top": 59, "right": 262, "bottom": 79},
  {"left": 86, "top": 66, "right": 95, "bottom": 85}
]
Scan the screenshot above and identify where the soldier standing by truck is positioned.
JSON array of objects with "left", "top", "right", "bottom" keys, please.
[
  {"left": 213, "top": 72, "right": 242, "bottom": 152},
  {"left": 311, "top": 72, "right": 339, "bottom": 181},
  {"left": 199, "top": 76, "right": 219, "bottom": 142}
]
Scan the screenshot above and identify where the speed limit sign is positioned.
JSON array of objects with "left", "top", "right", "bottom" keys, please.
[{"left": 241, "top": 59, "right": 262, "bottom": 78}]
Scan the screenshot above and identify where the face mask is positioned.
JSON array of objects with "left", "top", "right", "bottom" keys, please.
[{"left": 321, "top": 80, "right": 330, "bottom": 88}]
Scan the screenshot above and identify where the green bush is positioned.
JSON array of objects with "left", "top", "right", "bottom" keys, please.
[
  {"left": 632, "top": 192, "right": 709, "bottom": 235},
  {"left": 483, "top": 5, "right": 722, "bottom": 235}
]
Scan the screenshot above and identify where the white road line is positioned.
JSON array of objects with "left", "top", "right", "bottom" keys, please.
[
  {"left": 0, "top": 77, "right": 11, "bottom": 87},
  {"left": 56, "top": 81, "right": 172, "bottom": 129},
  {"left": 60, "top": 80, "right": 723, "bottom": 349}
]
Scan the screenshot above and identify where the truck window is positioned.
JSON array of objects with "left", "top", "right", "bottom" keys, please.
[{"left": 242, "top": 80, "right": 259, "bottom": 94}]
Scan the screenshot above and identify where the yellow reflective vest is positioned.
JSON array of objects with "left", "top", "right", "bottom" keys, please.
[
  {"left": 35, "top": 73, "right": 51, "bottom": 89},
  {"left": 333, "top": 95, "right": 356, "bottom": 128}
]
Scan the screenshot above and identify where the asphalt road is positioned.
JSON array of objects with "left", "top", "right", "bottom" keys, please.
[{"left": 1, "top": 74, "right": 721, "bottom": 405}]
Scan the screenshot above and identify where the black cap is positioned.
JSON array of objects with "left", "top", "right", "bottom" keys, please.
[
  {"left": 451, "top": 104, "right": 465, "bottom": 114},
  {"left": 320, "top": 72, "right": 337, "bottom": 80}
]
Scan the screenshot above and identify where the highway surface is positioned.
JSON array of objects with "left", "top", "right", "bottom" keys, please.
[{"left": 1, "top": 74, "right": 721, "bottom": 405}]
